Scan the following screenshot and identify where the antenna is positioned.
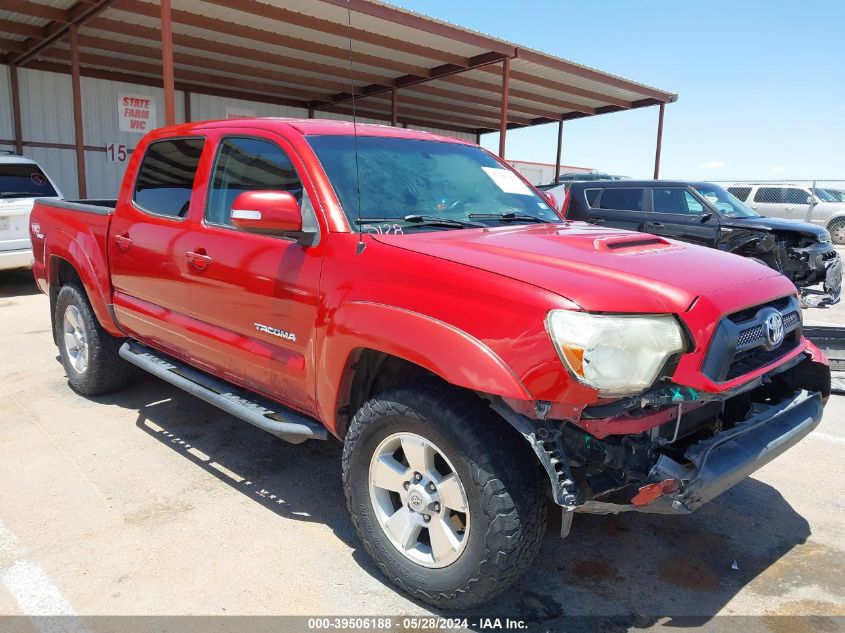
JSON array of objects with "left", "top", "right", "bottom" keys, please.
[{"left": 346, "top": 1, "right": 365, "bottom": 255}]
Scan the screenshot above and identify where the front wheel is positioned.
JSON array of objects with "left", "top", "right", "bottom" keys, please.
[{"left": 342, "top": 381, "right": 547, "bottom": 609}]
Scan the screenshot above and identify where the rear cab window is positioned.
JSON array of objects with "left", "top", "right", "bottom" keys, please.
[
  {"left": 133, "top": 138, "right": 205, "bottom": 218},
  {"left": 0, "top": 163, "right": 58, "bottom": 199}
]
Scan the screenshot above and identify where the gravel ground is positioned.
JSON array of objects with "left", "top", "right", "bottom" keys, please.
[{"left": 0, "top": 267, "right": 842, "bottom": 632}]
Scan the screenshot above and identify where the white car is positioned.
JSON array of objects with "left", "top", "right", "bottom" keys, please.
[{"left": 0, "top": 153, "right": 62, "bottom": 271}]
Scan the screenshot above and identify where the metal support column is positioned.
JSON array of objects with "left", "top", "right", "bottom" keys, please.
[
  {"left": 183, "top": 90, "right": 191, "bottom": 123},
  {"left": 391, "top": 88, "right": 398, "bottom": 127},
  {"left": 161, "top": 0, "right": 176, "bottom": 126},
  {"left": 498, "top": 57, "right": 510, "bottom": 158},
  {"left": 9, "top": 65, "right": 23, "bottom": 156},
  {"left": 69, "top": 24, "right": 87, "bottom": 198},
  {"left": 653, "top": 103, "right": 665, "bottom": 179},
  {"left": 554, "top": 119, "right": 564, "bottom": 183}
]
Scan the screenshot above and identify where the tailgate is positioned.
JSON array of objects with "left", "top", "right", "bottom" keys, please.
[{"left": 0, "top": 200, "right": 34, "bottom": 252}]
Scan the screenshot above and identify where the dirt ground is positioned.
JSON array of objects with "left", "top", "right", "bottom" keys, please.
[{"left": 0, "top": 266, "right": 843, "bottom": 632}]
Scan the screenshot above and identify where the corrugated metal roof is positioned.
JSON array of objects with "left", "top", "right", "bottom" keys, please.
[{"left": 0, "top": 0, "right": 676, "bottom": 133}]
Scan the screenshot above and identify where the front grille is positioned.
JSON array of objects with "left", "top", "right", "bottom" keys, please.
[
  {"left": 822, "top": 250, "right": 837, "bottom": 261},
  {"left": 701, "top": 296, "right": 802, "bottom": 382}
]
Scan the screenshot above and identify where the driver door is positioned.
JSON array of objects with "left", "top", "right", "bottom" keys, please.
[{"left": 176, "top": 131, "right": 324, "bottom": 414}]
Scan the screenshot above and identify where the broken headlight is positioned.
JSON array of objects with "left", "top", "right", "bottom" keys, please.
[{"left": 546, "top": 311, "right": 685, "bottom": 396}]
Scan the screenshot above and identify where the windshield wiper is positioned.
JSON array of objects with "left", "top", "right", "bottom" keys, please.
[
  {"left": 354, "top": 215, "right": 486, "bottom": 229},
  {"left": 467, "top": 212, "right": 550, "bottom": 223}
]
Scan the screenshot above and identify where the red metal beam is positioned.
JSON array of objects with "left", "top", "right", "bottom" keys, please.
[
  {"left": 0, "top": 38, "right": 28, "bottom": 54},
  {"left": 197, "top": 0, "right": 467, "bottom": 67},
  {"left": 183, "top": 90, "right": 191, "bottom": 123},
  {"left": 69, "top": 24, "right": 87, "bottom": 197},
  {"left": 0, "top": 19, "right": 47, "bottom": 40},
  {"left": 11, "top": 0, "right": 117, "bottom": 67},
  {"left": 653, "top": 103, "right": 665, "bottom": 179},
  {"left": 391, "top": 88, "right": 398, "bottom": 127},
  {"left": 9, "top": 65, "right": 24, "bottom": 155},
  {"left": 4, "top": 0, "right": 71, "bottom": 23},
  {"left": 316, "top": 0, "right": 516, "bottom": 56},
  {"left": 160, "top": 0, "right": 176, "bottom": 127},
  {"left": 554, "top": 120, "right": 563, "bottom": 183},
  {"left": 498, "top": 57, "right": 509, "bottom": 159}
]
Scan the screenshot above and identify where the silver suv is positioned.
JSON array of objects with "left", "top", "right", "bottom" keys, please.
[{"left": 727, "top": 183, "right": 845, "bottom": 244}]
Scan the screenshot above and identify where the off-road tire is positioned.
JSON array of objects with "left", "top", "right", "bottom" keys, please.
[
  {"left": 55, "top": 283, "right": 133, "bottom": 396},
  {"left": 828, "top": 218, "right": 845, "bottom": 245},
  {"left": 342, "top": 379, "right": 547, "bottom": 609}
]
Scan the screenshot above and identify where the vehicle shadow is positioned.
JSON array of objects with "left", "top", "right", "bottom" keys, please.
[
  {"left": 0, "top": 268, "right": 39, "bottom": 298},
  {"left": 91, "top": 373, "right": 813, "bottom": 628}
]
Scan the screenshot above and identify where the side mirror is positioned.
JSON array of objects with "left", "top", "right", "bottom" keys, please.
[
  {"left": 545, "top": 192, "right": 558, "bottom": 209},
  {"left": 807, "top": 195, "right": 819, "bottom": 205},
  {"left": 230, "top": 191, "right": 309, "bottom": 241}
]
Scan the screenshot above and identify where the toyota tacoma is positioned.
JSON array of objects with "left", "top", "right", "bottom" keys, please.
[{"left": 29, "top": 119, "right": 831, "bottom": 608}]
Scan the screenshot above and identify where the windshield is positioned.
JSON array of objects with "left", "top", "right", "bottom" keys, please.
[
  {"left": 692, "top": 183, "right": 758, "bottom": 218},
  {"left": 813, "top": 188, "right": 837, "bottom": 202},
  {"left": 0, "top": 163, "right": 58, "bottom": 199},
  {"left": 306, "top": 135, "right": 561, "bottom": 231}
]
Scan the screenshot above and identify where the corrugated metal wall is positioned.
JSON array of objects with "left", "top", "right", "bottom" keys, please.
[{"left": 1, "top": 64, "right": 477, "bottom": 198}]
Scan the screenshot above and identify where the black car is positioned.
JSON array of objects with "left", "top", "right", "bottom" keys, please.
[{"left": 564, "top": 180, "right": 841, "bottom": 307}]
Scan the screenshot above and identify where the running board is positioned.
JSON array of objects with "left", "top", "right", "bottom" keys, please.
[{"left": 119, "top": 342, "right": 328, "bottom": 444}]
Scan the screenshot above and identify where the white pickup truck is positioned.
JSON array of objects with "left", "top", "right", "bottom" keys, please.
[{"left": 0, "top": 153, "right": 63, "bottom": 271}]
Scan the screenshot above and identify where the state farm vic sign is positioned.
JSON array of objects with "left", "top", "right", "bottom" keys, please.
[{"left": 118, "top": 93, "right": 157, "bottom": 133}]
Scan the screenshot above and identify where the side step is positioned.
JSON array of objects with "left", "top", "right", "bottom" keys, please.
[{"left": 119, "top": 341, "right": 328, "bottom": 444}]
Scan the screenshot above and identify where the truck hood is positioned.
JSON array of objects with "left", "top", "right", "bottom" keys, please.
[
  {"left": 373, "top": 222, "right": 783, "bottom": 313},
  {"left": 721, "top": 215, "right": 829, "bottom": 240}
]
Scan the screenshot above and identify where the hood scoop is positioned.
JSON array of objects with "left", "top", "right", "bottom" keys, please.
[{"left": 593, "top": 234, "right": 681, "bottom": 255}]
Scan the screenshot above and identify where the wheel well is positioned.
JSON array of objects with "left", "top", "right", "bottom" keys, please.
[
  {"left": 336, "top": 350, "right": 434, "bottom": 437},
  {"left": 48, "top": 257, "right": 83, "bottom": 345},
  {"left": 335, "top": 351, "right": 545, "bottom": 493}
]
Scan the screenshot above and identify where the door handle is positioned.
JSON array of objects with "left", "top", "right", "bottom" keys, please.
[
  {"left": 114, "top": 234, "right": 132, "bottom": 252},
  {"left": 649, "top": 222, "right": 665, "bottom": 228},
  {"left": 592, "top": 217, "right": 605, "bottom": 224},
  {"left": 185, "top": 249, "right": 213, "bottom": 271}
]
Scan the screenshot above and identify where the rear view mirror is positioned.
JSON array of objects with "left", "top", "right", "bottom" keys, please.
[{"left": 231, "top": 191, "right": 314, "bottom": 244}]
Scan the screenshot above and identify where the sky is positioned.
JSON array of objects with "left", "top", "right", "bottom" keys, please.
[{"left": 386, "top": 0, "right": 845, "bottom": 182}]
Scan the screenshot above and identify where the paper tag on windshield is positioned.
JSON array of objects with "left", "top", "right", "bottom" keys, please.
[{"left": 481, "top": 167, "right": 534, "bottom": 196}]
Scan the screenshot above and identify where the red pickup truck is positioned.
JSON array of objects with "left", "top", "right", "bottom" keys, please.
[{"left": 30, "top": 119, "right": 830, "bottom": 608}]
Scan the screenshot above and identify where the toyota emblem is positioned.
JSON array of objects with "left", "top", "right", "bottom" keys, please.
[{"left": 765, "top": 312, "right": 785, "bottom": 348}]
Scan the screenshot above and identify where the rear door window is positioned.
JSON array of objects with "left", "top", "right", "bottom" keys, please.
[
  {"left": 585, "top": 188, "right": 601, "bottom": 207},
  {"left": 753, "top": 187, "right": 783, "bottom": 204},
  {"left": 595, "top": 188, "right": 644, "bottom": 211},
  {"left": 652, "top": 187, "right": 703, "bottom": 214},
  {"left": 783, "top": 188, "right": 809, "bottom": 204},
  {"left": 134, "top": 138, "right": 205, "bottom": 218}
]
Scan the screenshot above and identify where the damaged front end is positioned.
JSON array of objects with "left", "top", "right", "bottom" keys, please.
[
  {"left": 494, "top": 351, "right": 830, "bottom": 537},
  {"left": 732, "top": 231, "right": 841, "bottom": 307}
]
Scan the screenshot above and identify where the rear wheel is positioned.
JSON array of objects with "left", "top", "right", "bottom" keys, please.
[
  {"left": 55, "top": 284, "right": 133, "bottom": 396},
  {"left": 342, "top": 380, "right": 547, "bottom": 608},
  {"left": 829, "top": 218, "right": 845, "bottom": 245}
]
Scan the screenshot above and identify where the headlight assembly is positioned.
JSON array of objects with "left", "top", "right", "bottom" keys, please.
[{"left": 546, "top": 311, "right": 685, "bottom": 397}]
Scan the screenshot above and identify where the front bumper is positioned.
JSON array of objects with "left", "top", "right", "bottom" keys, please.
[
  {"left": 0, "top": 248, "right": 33, "bottom": 271},
  {"left": 801, "top": 247, "right": 841, "bottom": 307},
  {"left": 576, "top": 388, "right": 823, "bottom": 515}
]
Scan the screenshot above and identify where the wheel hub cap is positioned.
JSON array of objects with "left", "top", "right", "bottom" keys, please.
[
  {"left": 62, "top": 305, "right": 89, "bottom": 374},
  {"left": 368, "top": 432, "right": 470, "bottom": 568}
]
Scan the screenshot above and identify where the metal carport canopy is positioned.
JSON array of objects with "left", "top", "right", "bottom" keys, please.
[{"left": 0, "top": 0, "right": 677, "bottom": 167}]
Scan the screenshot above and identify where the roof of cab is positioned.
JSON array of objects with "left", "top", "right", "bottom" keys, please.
[
  {"left": 179, "top": 117, "right": 473, "bottom": 144},
  {"left": 0, "top": 154, "right": 38, "bottom": 165}
]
